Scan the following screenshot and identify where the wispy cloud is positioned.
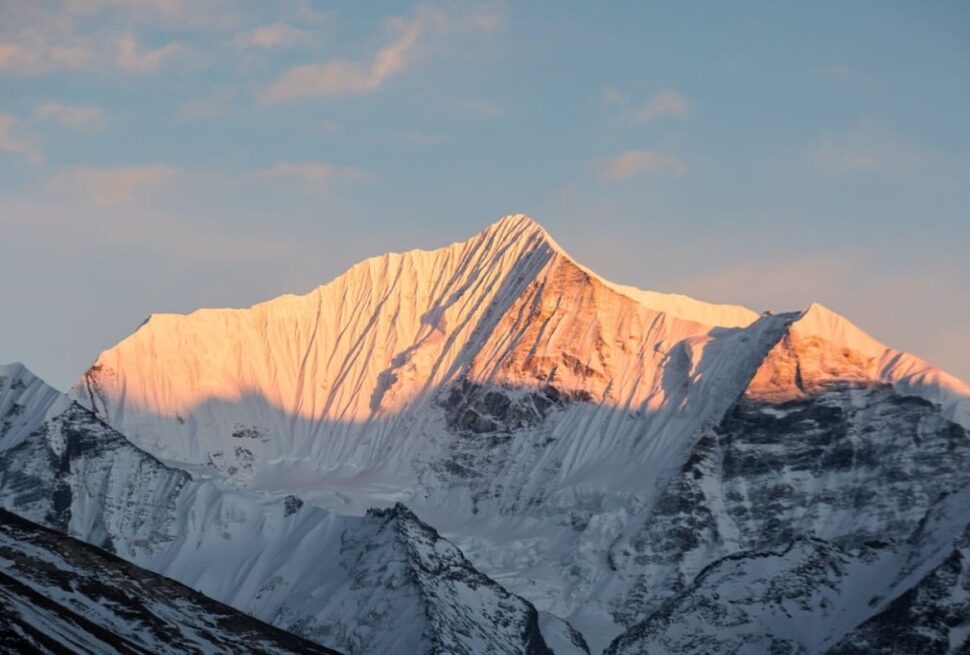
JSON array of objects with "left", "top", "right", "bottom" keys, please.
[
  {"left": 600, "top": 150, "right": 686, "bottom": 181},
  {"left": 236, "top": 22, "right": 313, "bottom": 50},
  {"left": 178, "top": 86, "right": 236, "bottom": 120},
  {"left": 293, "top": 1, "right": 332, "bottom": 25},
  {"left": 605, "top": 87, "right": 690, "bottom": 125},
  {"left": 257, "top": 161, "right": 372, "bottom": 185},
  {"left": 0, "top": 114, "right": 43, "bottom": 164},
  {"left": 32, "top": 102, "right": 106, "bottom": 133},
  {"left": 261, "top": 13, "right": 429, "bottom": 102},
  {"left": 0, "top": 2, "right": 202, "bottom": 76},
  {"left": 457, "top": 98, "right": 501, "bottom": 118},
  {"left": 0, "top": 28, "right": 183, "bottom": 76},
  {"left": 0, "top": 9, "right": 97, "bottom": 76},
  {"left": 808, "top": 121, "right": 927, "bottom": 175},
  {"left": 116, "top": 34, "right": 184, "bottom": 73},
  {"left": 48, "top": 163, "right": 177, "bottom": 204},
  {"left": 817, "top": 64, "right": 877, "bottom": 90},
  {"left": 261, "top": 6, "right": 496, "bottom": 103},
  {"left": 632, "top": 88, "right": 689, "bottom": 124}
]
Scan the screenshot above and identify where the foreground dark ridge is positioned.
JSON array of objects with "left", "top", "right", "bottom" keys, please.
[{"left": 0, "top": 508, "right": 342, "bottom": 655}]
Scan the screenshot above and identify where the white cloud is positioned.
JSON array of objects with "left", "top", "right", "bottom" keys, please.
[
  {"left": 600, "top": 150, "right": 686, "bottom": 181},
  {"left": 116, "top": 34, "right": 184, "bottom": 73},
  {"left": 261, "top": 6, "right": 496, "bottom": 103},
  {"left": 631, "top": 88, "right": 689, "bottom": 124},
  {"left": 0, "top": 41, "right": 95, "bottom": 75},
  {"left": 48, "top": 163, "right": 177, "bottom": 204},
  {"left": 0, "top": 2, "right": 212, "bottom": 77},
  {"left": 602, "top": 88, "right": 624, "bottom": 105},
  {"left": 808, "top": 121, "right": 927, "bottom": 175},
  {"left": 257, "top": 161, "right": 371, "bottom": 185},
  {"left": 0, "top": 9, "right": 97, "bottom": 76},
  {"left": 0, "top": 28, "right": 183, "bottom": 76},
  {"left": 293, "top": 1, "right": 332, "bottom": 25},
  {"left": 32, "top": 103, "right": 106, "bottom": 133},
  {"left": 262, "top": 18, "right": 424, "bottom": 101},
  {"left": 236, "top": 23, "right": 313, "bottom": 50},
  {"left": 0, "top": 114, "right": 43, "bottom": 164}
]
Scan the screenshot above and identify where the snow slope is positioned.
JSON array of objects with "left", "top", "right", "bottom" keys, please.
[
  {"left": 0, "top": 364, "right": 557, "bottom": 655},
  {"left": 0, "top": 507, "right": 341, "bottom": 655}
]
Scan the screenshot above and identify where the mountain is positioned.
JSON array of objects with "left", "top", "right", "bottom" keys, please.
[
  {"left": 0, "top": 507, "right": 341, "bottom": 655},
  {"left": 64, "top": 215, "right": 970, "bottom": 651},
  {"left": 0, "top": 362, "right": 563, "bottom": 655},
  {"left": 2, "top": 214, "right": 967, "bottom": 653},
  {"left": 600, "top": 302, "right": 970, "bottom": 650},
  {"left": 70, "top": 214, "right": 763, "bottom": 486}
]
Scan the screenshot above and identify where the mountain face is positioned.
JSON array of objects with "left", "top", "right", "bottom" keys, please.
[
  {"left": 0, "top": 362, "right": 559, "bottom": 655},
  {"left": 828, "top": 519, "right": 970, "bottom": 655},
  {"left": 2, "top": 215, "right": 968, "bottom": 653},
  {"left": 0, "top": 507, "right": 341, "bottom": 655}
]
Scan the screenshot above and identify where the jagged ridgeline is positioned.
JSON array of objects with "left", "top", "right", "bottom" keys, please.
[{"left": 1, "top": 215, "right": 968, "bottom": 654}]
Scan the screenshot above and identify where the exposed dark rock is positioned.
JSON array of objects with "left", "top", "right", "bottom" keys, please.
[
  {"left": 284, "top": 495, "right": 304, "bottom": 516},
  {"left": 0, "top": 508, "right": 341, "bottom": 655}
]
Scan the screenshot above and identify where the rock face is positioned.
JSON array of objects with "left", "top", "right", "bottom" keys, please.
[
  {"left": 606, "top": 497, "right": 970, "bottom": 655},
  {"left": 3, "top": 216, "right": 969, "bottom": 652},
  {"left": 602, "top": 307, "right": 970, "bottom": 654},
  {"left": 0, "top": 507, "right": 341, "bottom": 655},
  {"left": 828, "top": 522, "right": 970, "bottom": 655},
  {"left": 0, "top": 363, "right": 555, "bottom": 655}
]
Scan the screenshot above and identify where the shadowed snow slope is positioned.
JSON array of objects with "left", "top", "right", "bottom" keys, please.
[
  {"left": 31, "top": 215, "right": 970, "bottom": 652},
  {"left": 0, "top": 364, "right": 557, "bottom": 655}
]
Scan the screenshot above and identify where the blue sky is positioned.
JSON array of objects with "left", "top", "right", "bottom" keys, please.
[{"left": 1, "top": 0, "right": 969, "bottom": 388}]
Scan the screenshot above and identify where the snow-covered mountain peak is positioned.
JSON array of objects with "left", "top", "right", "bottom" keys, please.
[
  {"left": 482, "top": 213, "right": 560, "bottom": 249},
  {"left": 0, "top": 360, "right": 69, "bottom": 450},
  {"left": 0, "top": 362, "right": 39, "bottom": 388},
  {"left": 743, "top": 301, "right": 970, "bottom": 426},
  {"left": 793, "top": 301, "right": 887, "bottom": 358},
  {"left": 480, "top": 215, "right": 759, "bottom": 328},
  {"left": 71, "top": 217, "right": 756, "bottom": 438}
]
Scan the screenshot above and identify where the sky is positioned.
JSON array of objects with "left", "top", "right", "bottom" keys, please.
[{"left": 1, "top": 0, "right": 969, "bottom": 390}]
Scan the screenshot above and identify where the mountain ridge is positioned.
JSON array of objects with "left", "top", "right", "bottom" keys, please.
[{"left": 0, "top": 507, "right": 343, "bottom": 655}]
